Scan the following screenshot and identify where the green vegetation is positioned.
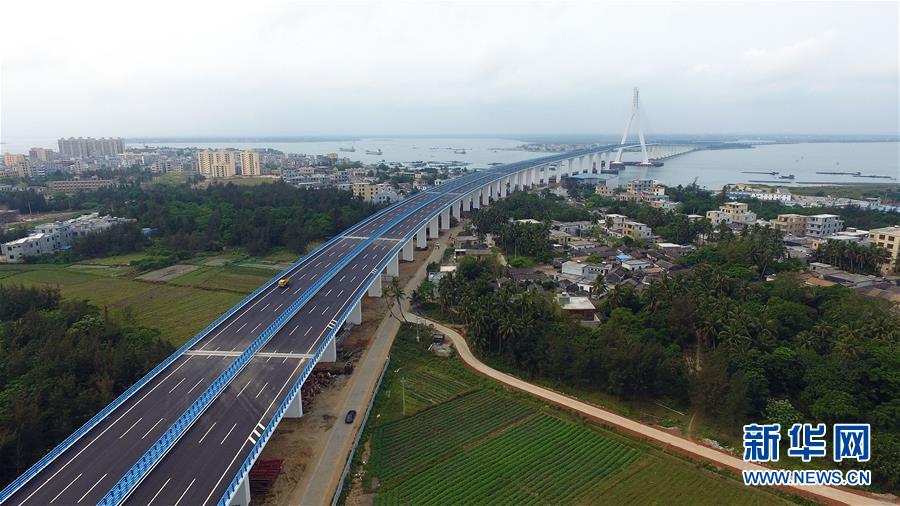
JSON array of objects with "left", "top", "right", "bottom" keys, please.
[
  {"left": 422, "top": 226, "right": 900, "bottom": 493},
  {"left": 0, "top": 285, "right": 172, "bottom": 486},
  {"left": 0, "top": 263, "right": 252, "bottom": 346},
  {"left": 789, "top": 184, "right": 900, "bottom": 204},
  {"left": 347, "top": 323, "right": 797, "bottom": 505},
  {"left": 811, "top": 239, "right": 891, "bottom": 275}
]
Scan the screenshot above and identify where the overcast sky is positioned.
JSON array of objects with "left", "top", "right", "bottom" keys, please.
[{"left": 1, "top": 1, "right": 898, "bottom": 140}]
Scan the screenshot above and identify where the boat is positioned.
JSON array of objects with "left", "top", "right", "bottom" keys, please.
[
  {"left": 778, "top": 174, "right": 795, "bottom": 180},
  {"left": 365, "top": 149, "right": 383, "bottom": 155},
  {"left": 339, "top": 146, "right": 355, "bottom": 152},
  {"left": 453, "top": 149, "right": 467, "bottom": 155},
  {"left": 741, "top": 171, "right": 778, "bottom": 175}
]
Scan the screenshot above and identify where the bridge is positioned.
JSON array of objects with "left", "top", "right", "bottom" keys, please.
[{"left": 1, "top": 144, "right": 646, "bottom": 506}]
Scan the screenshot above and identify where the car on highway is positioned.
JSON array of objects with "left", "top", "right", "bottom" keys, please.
[
  {"left": 345, "top": 410, "right": 357, "bottom": 424},
  {"left": 277, "top": 278, "right": 289, "bottom": 288}
]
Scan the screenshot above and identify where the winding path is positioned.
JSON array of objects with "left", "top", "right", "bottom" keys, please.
[{"left": 417, "top": 317, "right": 887, "bottom": 506}]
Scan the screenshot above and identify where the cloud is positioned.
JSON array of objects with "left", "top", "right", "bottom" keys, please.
[{"left": 0, "top": 0, "right": 897, "bottom": 138}]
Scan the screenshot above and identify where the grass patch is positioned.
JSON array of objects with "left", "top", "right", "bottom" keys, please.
[
  {"left": 0, "top": 263, "right": 246, "bottom": 346},
  {"left": 169, "top": 264, "right": 273, "bottom": 293}
]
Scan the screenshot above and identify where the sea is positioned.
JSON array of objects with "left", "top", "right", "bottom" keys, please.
[{"left": 2, "top": 136, "right": 897, "bottom": 190}]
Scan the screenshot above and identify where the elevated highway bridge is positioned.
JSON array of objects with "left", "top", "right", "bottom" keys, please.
[{"left": 1, "top": 144, "right": 637, "bottom": 506}]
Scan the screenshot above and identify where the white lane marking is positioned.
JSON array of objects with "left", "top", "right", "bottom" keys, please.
[
  {"left": 14, "top": 355, "right": 195, "bottom": 505},
  {"left": 251, "top": 322, "right": 262, "bottom": 333},
  {"left": 167, "top": 377, "right": 186, "bottom": 394},
  {"left": 321, "top": 306, "right": 329, "bottom": 315},
  {"left": 49, "top": 473, "right": 82, "bottom": 503},
  {"left": 174, "top": 478, "right": 196, "bottom": 506},
  {"left": 202, "top": 359, "right": 306, "bottom": 506},
  {"left": 274, "top": 303, "right": 284, "bottom": 313},
  {"left": 309, "top": 304, "right": 317, "bottom": 313},
  {"left": 290, "top": 325, "right": 300, "bottom": 336},
  {"left": 337, "top": 290, "right": 344, "bottom": 298},
  {"left": 262, "top": 303, "right": 270, "bottom": 311},
  {"left": 324, "top": 288, "right": 332, "bottom": 297},
  {"left": 256, "top": 422, "right": 265, "bottom": 431},
  {"left": 186, "top": 378, "right": 204, "bottom": 395},
  {"left": 76, "top": 473, "right": 107, "bottom": 504},
  {"left": 118, "top": 417, "right": 143, "bottom": 439},
  {"left": 141, "top": 418, "right": 165, "bottom": 440},
  {"left": 146, "top": 477, "right": 171, "bottom": 506},
  {"left": 248, "top": 435, "right": 257, "bottom": 445},
  {"left": 220, "top": 423, "right": 237, "bottom": 445},
  {"left": 236, "top": 380, "right": 252, "bottom": 398},
  {"left": 303, "top": 327, "right": 312, "bottom": 336},
  {"left": 197, "top": 421, "right": 218, "bottom": 444},
  {"left": 339, "top": 275, "right": 346, "bottom": 282},
  {"left": 255, "top": 382, "right": 269, "bottom": 399},
  {"left": 236, "top": 322, "right": 247, "bottom": 333},
  {"left": 293, "top": 287, "right": 302, "bottom": 294}
]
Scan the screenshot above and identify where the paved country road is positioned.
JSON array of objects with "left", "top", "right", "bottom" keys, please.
[{"left": 418, "top": 317, "right": 888, "bottom": 506}]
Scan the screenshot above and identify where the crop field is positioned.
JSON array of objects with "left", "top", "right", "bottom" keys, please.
[
  {"left": 375, "top": 414, "right": 640, "bottom": 505},
  {"left": 169, "top": 264, "right": 273, "bottom": 293},
  {"left": 369, "top": 390, "right": 531, "bottom": 486},
  {"left": 588, "top": 458, "right": 795, "bottom": 505}
]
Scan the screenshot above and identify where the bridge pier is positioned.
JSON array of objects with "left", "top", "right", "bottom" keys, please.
[
  {"left": 322, "top": 338, "right": 337, "bottom": 362},
  {"left": 428, "top": 217, "right": 439, "bottom": 238},
  {"left": 349, "top": 300, "right": 362, "bottom": 324},
  {"left": 402, "top": 239, "right": 414, "bottom": 261},
  {"left": 463, "top": 195, "right": 471, "bottom": 212},
  {"left": 440, "top": 208, "right": 450, "bottom": 230},
  {"left": 416, "top": 227, "right": 427, "bottom": 248},
  {"left": 452, "top": 199, "right": 461, "bottom": 220},
  {"left": 387, "top": 252, "right": 399, "bottom": 277},
  {"left": 368, "top": 272, "right": 382, "bottom": 297},
  {"left": 500, "top": 177, "right": 508, "bottom": 198},
  {"left": 285, "top": 390, "right": 303, "bottom": 418},
  {"left": 471, "top": 191, "right": 480, "bottom": 209},
  {"left": 481, "top": 186, "right": 489, "bottom": 206},
  {"left": 228, "top": 474, "right": 251, "bottom": 506}
]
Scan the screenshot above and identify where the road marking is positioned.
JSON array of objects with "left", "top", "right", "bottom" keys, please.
[
  {"left": 220, "top": 423, "right": 237, "bottom": 445},
  {"left": 252, "top": 428, "right": 261, "bottom": 438},
  {"left": 141, "top": 418, "right": 165, "bottom": 440},
  {"left": 337, "top": 289, "right": 344, "bottom": 298},
  {"left": 290, "top": 325, "right": 300, "bottom": 336},
  {"left": 173, "top": 478, "right": 196, "bottom": 506},
  {"left": 324, "top": 288, "right": 332, "bottom": 297},
  {"left": 146, "top": 477, "right": 171, "bottom": 506},
  {"left": 14, "top": 356, "right": 194, "bottom": 506},
  {"left": 274, "top": 303, "right": 284, "bottom": 313},
  {"left": 339, "top": 275, "right": 346, "bottom": 282},
  {"left": 118, "top": 417, "right": 143, "bottom": 439},
  {"left": 76, "top": 473, "right": 106, "bottom": 504},
  {"left": 257, "top": 422, "right": 265, "bottom": 431},
  {"left": 167, "top": 377, "right": 186, "bottom": 394},
  {"left": 197, "top": 421, "right": 217, "bottom": 444},
  {"left": 49, "top": 473, "right": 81, "bottom": 503},
  {"left": 322, "top": 306, "right": 329, "bottom": 315},
  {"left": 186, "top": 379, "right": 204, "bottom": 395},
  {"left": 293, "top": 287, "right": 302, "bottom": 294},
  {"left": 251, "top": 322, "right": 262, "bottom": 333},
  {"left": 255, "top": 382, "right": 269, "bottom": 399},
  {"left": 309, "top": 304, "right": 317, "bottom": 313},
  {"left": 248, "top": 435, "right": 257, "bottom": 445},
  {"left": 236, "top": 322, "right": 247, "bottom": 333},
  {"left": 262, "top": 303, "right": 270, "bottom": 311},
  {"left": 203, "top": 360, "right": 306, "bottom": 506},
  {"left": 236, "top": 380, "right": 252, "bottom": 398},
  {"left": 304, "top": 327, "right": 312, "bottom": 336}
]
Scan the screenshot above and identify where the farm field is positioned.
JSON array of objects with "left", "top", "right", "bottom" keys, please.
[
  {"left": 345, "top": 323, "right": 801, "bottom": 506},
  {"left": 0, "top": 262, "right": 247, "bottom": 346}
]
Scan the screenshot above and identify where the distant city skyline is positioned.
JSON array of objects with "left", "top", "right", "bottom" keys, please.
[{"left": 1, "top": 1, "right": 898, "bottom": 140}]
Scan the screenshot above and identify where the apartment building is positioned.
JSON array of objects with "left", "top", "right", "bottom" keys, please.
[
  {"left": 771, "top": 214, "right": 807, "bottom": 236},
  {"left": 622, "top": 220, "right": 652, "bottom": 241},
  {"left": 706, "top": 202, "right": 757, "bottom": 226},
  {"left": 868, "top": 226, "right": 900, "bottom": 274},
  {"left": 1, "top": 213, "right": 133, "bottom": 262},
  {"left": 805, "top": 214, "right": 844, "bottom": 238},
  {"left": 352, "top": 182, "right": 379, "bottom": 201},
  {"left": 240, "top": 150, "right": 261, "bottom": 176},
  {"left": 197, "top": 150, "right": 237, "bottom": 178},
  {"left": 47, "top": 178, "right": 115, "bottom": 193},
  {"left": 57, "top": 137, "right": 125, "bottom": 158},
  {"left": 626, "top": 179, "right": 655, "bottom": 194}
]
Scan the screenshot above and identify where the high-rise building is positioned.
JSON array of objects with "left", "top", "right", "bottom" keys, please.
[
  {"left": 197, "top": 150, "right": 236, "bottom": 178},
  {"left": 3, "top": 153, "right": 25, "bottom": 167},
  {"left": 352, "top": 182, "right": 379, "bottom": 201},
  {"left": 240, "top": 151, "right": 261, "bottom": 176},
  {"left": 29, "top": 147, "right": 56, "bottom": 162},
  {"left": 57, "top": 137, "right": 125, "bottom": 158}
]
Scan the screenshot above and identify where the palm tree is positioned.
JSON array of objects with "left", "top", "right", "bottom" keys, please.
[
  {"left": 497, "top": 311, "right": 523, "bottom": 355},
  {"left": 384, "top": 276, "right": 407, "bottom": 322}
]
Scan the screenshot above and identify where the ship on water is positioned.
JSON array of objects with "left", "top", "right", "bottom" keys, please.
[
  {"left": 339, "top": 146, "right": 355, "bottom": 152},
  {"left": 365, "top": 148, "right": 383, "bottom": 155}
]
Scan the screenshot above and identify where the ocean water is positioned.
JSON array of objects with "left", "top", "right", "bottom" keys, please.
[{"left": 3, "top": 136, "right": 897, "bottom": 189}]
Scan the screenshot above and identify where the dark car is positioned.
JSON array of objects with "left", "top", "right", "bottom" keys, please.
[{"left": 345, "top": 410, "right": 357, "bottom": 424}]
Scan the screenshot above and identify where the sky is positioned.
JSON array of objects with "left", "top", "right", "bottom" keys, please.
[{"left": 1, "top": 0, "right": 898, "bottom": 141}]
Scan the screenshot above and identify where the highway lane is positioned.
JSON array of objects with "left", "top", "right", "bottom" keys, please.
[
  {"left": 5, "top": 176, "right": 486, "bottom": 505},
  {"left": 122, "top": 179, "right": 501, "bottom": 504}
]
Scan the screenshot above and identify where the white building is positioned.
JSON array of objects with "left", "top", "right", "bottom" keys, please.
[
  {"left": 1, "top": 213, "right": 134, "bottom": 263},
  {"left": 804, "top": 214, "right": 844, "bottom": 238}
]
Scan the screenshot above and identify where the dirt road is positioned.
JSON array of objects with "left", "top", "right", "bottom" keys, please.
[{"left": 419, "top": 317, "right": 888, "bottom": 506}]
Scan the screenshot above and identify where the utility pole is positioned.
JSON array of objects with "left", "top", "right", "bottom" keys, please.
[{"left": 400, "top": 377, "right": 407, "bottom": 416}]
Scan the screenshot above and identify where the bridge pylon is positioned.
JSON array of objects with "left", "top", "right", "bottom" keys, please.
[{"left": 613, "top": 87, "right": 650, "bottom": 166}]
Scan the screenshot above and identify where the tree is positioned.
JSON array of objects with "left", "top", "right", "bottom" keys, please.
[{"left": 384, "top": 276, "right": 408, "bottom": 322}]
